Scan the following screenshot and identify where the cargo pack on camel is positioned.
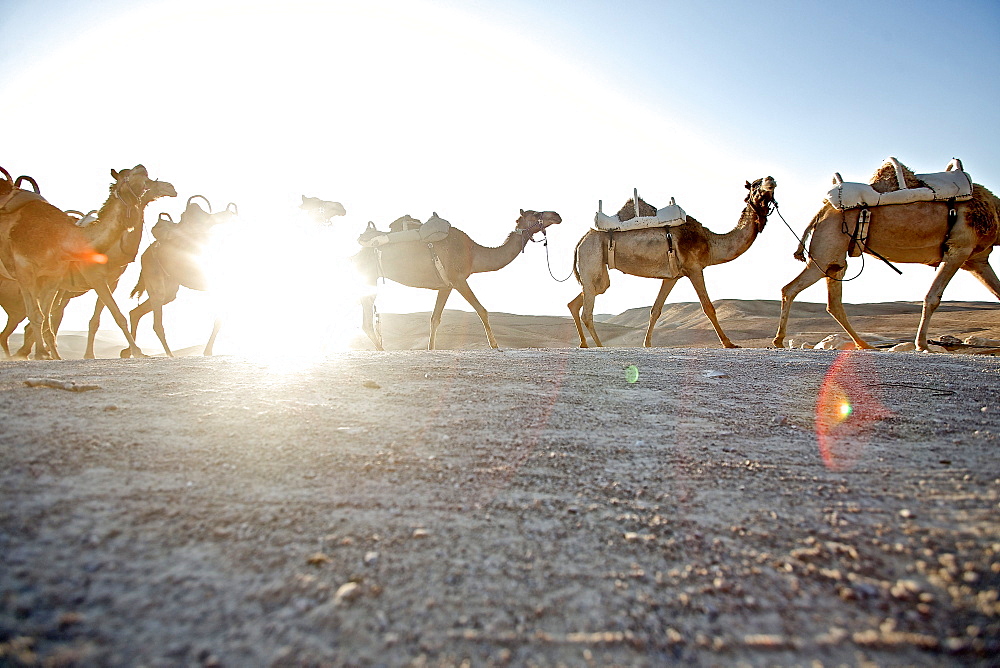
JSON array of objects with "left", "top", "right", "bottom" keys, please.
[{"left": 775, "top": 157, "right": 1000, "bottom": 352}]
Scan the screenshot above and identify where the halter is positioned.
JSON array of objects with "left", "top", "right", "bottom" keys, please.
[{"left": 744, "top": 179, "right": 776, "bottom": 230}]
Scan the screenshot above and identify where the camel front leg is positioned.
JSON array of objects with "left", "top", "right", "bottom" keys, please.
[
  {"left": 773, "top": 262, "right": 826, "bottom": 348},
  {"left": 428, "top": 287, "right": 454, "bottom": 350},
  {"left": 645, "top": 278, "right": 679, "bottom": 347},
  {"left": 91, "top": 281, "right": 145, "bottom": 358},
  {"left": 915, "top": 248, "right": 973, "bottom": 350},
  {"left": 452, "top": 279, "right": 498, "bottom": 349},
  {"left": 19, "top": 285, "right": 56, "bottom": 359},
  {"left": 687, "top": 269, "right": 737, "bottom": 348},
  {"left": 360, "top": 294, "right": 383, "bottom": 351},
  {"left": 85, "top": 297, "right": 106, "bottom": 359},
  {"left": 1, "top": 313, "right": 23, "bottom": 357}
]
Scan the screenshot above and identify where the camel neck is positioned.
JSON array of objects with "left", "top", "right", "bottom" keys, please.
[
  {"left": 91, "top": 193, "right": 143, "bottom": 254},
  {"left": 470, "top": 228, "right": 530, "bottom": 274},
  {"left": 708, "top": 205, "right": 760, "bottom": 266}
]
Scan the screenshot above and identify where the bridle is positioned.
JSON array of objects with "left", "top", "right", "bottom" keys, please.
[{"left": 745, "top": 179, "right": 776, "bottom": 231}]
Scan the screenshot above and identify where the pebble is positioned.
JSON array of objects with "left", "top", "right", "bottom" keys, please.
[{"left": 334, "top": 582, "right": 361, "bottom": 604}]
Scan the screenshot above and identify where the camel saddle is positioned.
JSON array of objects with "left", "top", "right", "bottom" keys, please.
[
  {"left": 0, "top": 186, "right": 47, "bottom": 216},
  {"left": 594, "top": 190, "right": 687, "bottom": 232},
  {"left": 825, "top": 157, "right": 973, "bottom": 211},
  {"left": 357, "top": 216, "right": 451, "bottom": 248}
]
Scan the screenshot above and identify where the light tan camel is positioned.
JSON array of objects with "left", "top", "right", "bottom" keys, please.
[
  {"left": 569, "top": 177, "right": 777, "bottom": 348},
  {"left": 773, "top": 161, "right": 1000, "bottom": 351},
  {"left": 354, "top": 209, "right": 562, "bottom": 350},
  {"left": 0, "top": 165, "right": 175, "bottom": 359},
  {"left": 124, "top": 197, "right": 240, "bottom": 357}
]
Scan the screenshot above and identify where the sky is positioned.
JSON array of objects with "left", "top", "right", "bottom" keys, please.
[{"left": 1, "top": 0, "right": 998, "bottom": 348}]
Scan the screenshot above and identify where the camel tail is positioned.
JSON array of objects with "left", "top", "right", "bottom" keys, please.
[
  {"left": 130, "top": 271, "right": 146, "bottom": 299},
  {"left": 793, "top": 210, "right": 823, "bottom": 262}
]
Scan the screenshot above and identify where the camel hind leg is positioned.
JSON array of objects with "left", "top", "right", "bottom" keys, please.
[
  {"left": 567, "top": 293, "right": 590, "bottom": 347},
  {"left": 85, "top": 297, "right": 106, "bottom": 359},
  {"left": 773, "top": 262, "right": 827, "bottom": 348},
  {"left": 644, "top": 278, "right": 679, "bottom": 347},
  {"left": 360, "top": 294, "right": 383, "bottom": 351}
]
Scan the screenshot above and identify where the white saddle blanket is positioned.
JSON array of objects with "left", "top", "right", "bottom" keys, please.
[
  {"left": 594, "top": 202, "right": 687, "bottom": 232},
  {"left": 358, "top": 216, "right": 451, "bottom": 248},
  {"left": 825, "top": 167, "right": 973, "bottom": 211}
]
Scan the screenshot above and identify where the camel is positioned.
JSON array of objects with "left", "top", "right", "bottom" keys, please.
[
  {"left": 773, "top": 160, "right": 1000, "bottom": 351},
  {"left": 354, "top": 209, "right": 562, "bottom": 350},
  {"left": 0, "top": 165, "right": 176, "bottom": 359},
  {"left": 123, "top": 196, "right": 240, "bottom": 357},
  {"left": 3, "top": 188, "right": 176, "bottom": 359},
  {"left": 569, "top": 177, "right": 777, "bottom": 348}
]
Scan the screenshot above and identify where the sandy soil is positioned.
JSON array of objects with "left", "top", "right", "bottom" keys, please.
[{"left": 1, "top": 301, "right": 999, "bottom": 666}]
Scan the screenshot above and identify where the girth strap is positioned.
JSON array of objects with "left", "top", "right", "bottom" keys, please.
[{"left": 427, "top": 242, "right": 451, "bottom": 286}]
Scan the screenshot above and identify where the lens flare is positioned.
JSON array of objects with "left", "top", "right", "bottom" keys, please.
[{"left": 815, "top": 352, "right": 890, "bottom": 471}]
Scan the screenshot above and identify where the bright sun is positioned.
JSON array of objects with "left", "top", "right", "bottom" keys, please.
[{"left": 200, "top": 211, "right": 370, "bottom": 364}]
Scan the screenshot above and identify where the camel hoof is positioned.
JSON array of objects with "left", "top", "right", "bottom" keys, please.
[
  {"left": 84, "top": 353, "right": 95, "bottom": 360},
  {"left": 724, "top": 343, "right": 741, "bottom": 349},
  {"left": 120, "top": 348, "right": 132, "bottom": 359},
  {"left": 771, "top": 338, "right": 784, "bottom": 348}
]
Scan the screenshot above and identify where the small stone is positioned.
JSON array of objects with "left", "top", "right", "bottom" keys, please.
[
  {"left": 899, "top": 509, "right": 915, "bottom": 519},
  {"left": 412, "top": 528, "right": 429, "bottom": 539},
  {"left": 363, "top": 380, "right": 381, "bottom": 389},
  {"left": 364, "top": 551, "right": 379, "bottom": 567},
  {"left": 334, "top": 582, "right": 362, "bottom": 604},
  {"left": 307, "top": 552, "right": 332, "bottom": 566}
]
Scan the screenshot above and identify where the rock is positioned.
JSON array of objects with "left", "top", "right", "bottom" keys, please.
[
  {"left": 702, "top": 370, "right": 729, "bottom": 379},
  {"left": 814, "top": 334, "right": 856, "bottom": 350},
  {"left": 334, "top": 582, "right": 362, "bottom": 604},
  {"left": 364, "top": 551, "right": 379, "bottom": 567},
  {"left": 964, "top": 335, "right": 1000, "bottom": 347},
  {"left": 362, "top": 380, "right": 381, "bottom": 389}
]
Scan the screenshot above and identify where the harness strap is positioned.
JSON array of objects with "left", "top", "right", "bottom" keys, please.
[
  {"left": 942, "top": 197, "right": 958, "bottom": 258},
  {"left": 665, "top": 228, "right": 681, "bottom": 276},
  {"left": 607, "top": 231, "right": 616, "bottom": 270},
  {"left": 427, "top": 242, "right": 451, "bottom": 286}
]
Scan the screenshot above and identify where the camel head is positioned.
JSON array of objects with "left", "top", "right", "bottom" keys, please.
[
  {"left": 110, "top": 164, "right": 177, "bottom": 206},
  {"left": 516, "top": 209, "right": 562, "bottom": 239},
  {"left": 744, "top": 176, "right": 777, "bottom": 232},
  {"left": 300, "top": 195, "right": 347, "bottom": 225}
]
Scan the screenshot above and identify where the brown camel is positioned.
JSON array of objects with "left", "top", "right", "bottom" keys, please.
[
  {"left": 569, "top": 177, "right": 777, "bottom": 348},
  {"left": 124, "top": 197, "right": 240, "bottom": 357},
  {"left": 2, "top": 181, "right": 176, "bottom": 359},
  {"left": 773, "top": 160, "right": 1000, "bottom": 351},
  {"left": 0, "top": 165, "right": 176, "bottom": 359},
  {"left": 354, "top": 209, "right": 562, "bottom": 350}
]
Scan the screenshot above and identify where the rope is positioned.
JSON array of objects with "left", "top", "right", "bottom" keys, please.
[
  {"left": 773, "top": 203, "right": 865, "bottom": 283},
  {"left": 877, "top": 382, "right": 955, "bottom": 397},
  {"left": 539, "top": 229, "right": 574, "bottom": 282}
]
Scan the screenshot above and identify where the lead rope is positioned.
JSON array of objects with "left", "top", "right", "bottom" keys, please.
[
  {"left": 773, "top": 202, "right": 866, "bottom": 283},
  {"left": 539, "top": 229, "right": 574, "bottom": 282}
]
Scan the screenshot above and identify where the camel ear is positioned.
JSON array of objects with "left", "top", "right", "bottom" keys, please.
[
  {"left": 301, "top": 195, "right": 308, "bottom": 203},
  {"left": 520, "top": 209, "right": 525, "bottom": 216},
  {"left": 745, "top": 181, "right": 752, "bottom": 190},
  {"left": 111, "top": 169, "right": 120, "bottom": 180}
]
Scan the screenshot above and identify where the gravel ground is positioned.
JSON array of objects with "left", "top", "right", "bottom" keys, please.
[{"left": 0, "top": 348, "right": 998, "bottom": 666}]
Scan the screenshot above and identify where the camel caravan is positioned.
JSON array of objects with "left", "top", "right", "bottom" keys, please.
[{"left": 0, "top": 156, "right": 997, "bottom": 359}]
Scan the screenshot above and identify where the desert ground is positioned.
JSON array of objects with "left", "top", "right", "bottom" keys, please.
[{"left": 1, "top": 300, "right": 999, "bottom": 666}]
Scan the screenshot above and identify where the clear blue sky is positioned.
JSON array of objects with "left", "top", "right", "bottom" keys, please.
[{"left": 1, "top": 0, "right": 998, "bottom": 345}]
